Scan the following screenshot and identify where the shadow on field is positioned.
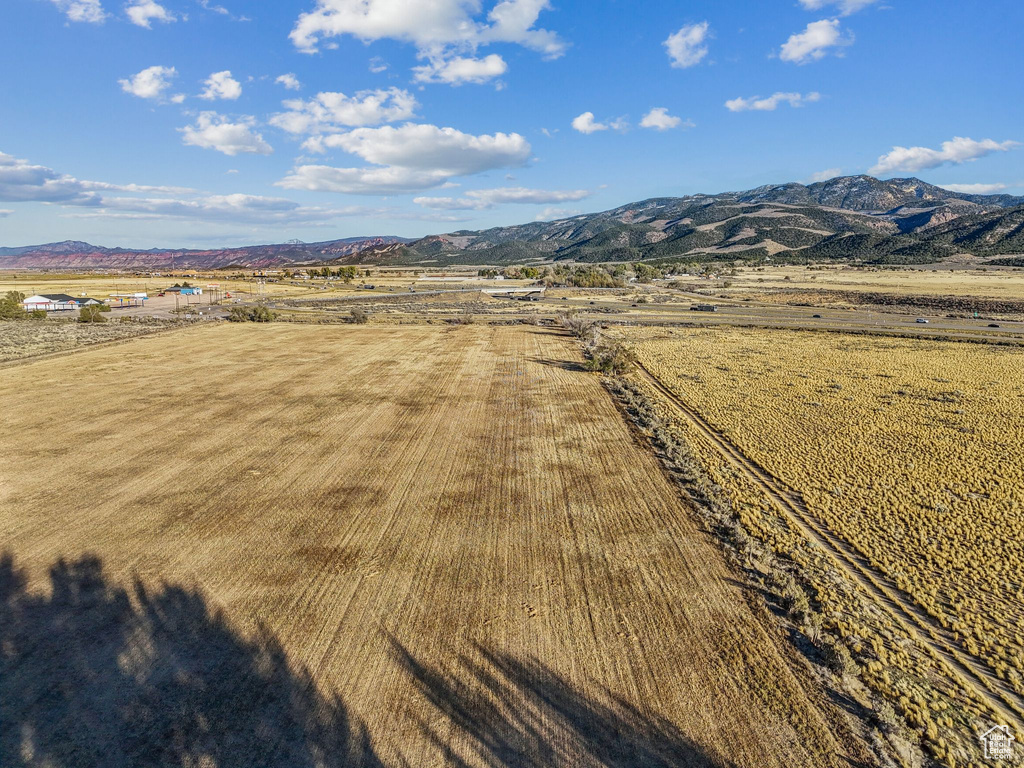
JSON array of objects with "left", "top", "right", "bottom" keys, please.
[
  {"left": 389, "top": 637, "right": 736, "bottom": 768},
  {"left": 0, "top": 552, "right": 383, "bottom": 768},
  {"left": 528, "top": 356, "right": 587, "bottom": 373}
]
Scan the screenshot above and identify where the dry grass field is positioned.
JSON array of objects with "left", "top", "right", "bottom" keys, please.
[
  {"left": 623, "top": 326, "right": 1024, "bottom": 763},
  {"left": 724, "top": 265, "right": 1024, "bottom": 301},
  {"left": 0, "top": 319, "right": 171, "bottom": 362},
  {"left": 0, "top": 324, "right": 872, "bottom": 767}
]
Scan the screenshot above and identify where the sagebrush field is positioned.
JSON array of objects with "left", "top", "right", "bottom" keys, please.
[
  {"left": 0, "top": 323, "right": 873, "bottom": 767},
  {"left": 624, "top": 326, "right": 1024, "bottom": 763}
]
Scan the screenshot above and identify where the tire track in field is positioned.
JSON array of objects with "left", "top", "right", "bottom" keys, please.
[{"left": 634, "top": 362, "right": 1024, "bottom": 734}]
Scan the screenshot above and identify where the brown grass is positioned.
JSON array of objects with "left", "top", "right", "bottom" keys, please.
[
  {"left": 622, "top": 325, "right": 1024, "bottom": 763},
  {"left": 0, "top": 319, "right": 171, "bottom": 362},
  {"left": 0, "top": 324, "right": 873, "bottom": 766}
]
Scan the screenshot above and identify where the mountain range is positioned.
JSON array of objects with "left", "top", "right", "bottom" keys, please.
[
  {"left": 344, "top": 176, "right": 1024, "bottom": 267},
  {"left": 2, "top": 176, "right": 1022, "bottom": 270},
  {"left": 0, "top": 236, "right": 411, "bottom": 271}
]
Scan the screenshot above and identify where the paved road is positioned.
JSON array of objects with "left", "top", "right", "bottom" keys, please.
[{"left": 534, "top": 294, "right": 1024, "bottom": 343}]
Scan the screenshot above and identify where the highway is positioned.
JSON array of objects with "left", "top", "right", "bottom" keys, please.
[{"left": 529, "top": 293, "right": 1024, "bottom": 344}]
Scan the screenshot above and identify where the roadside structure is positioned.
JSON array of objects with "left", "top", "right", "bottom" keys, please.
[{"left": 21, "top": 294, "right": 104, "bottom": 312}]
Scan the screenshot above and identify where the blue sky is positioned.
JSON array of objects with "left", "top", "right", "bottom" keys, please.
[{"left": 1, "top": 0, "right": 1022, "bottom": 248}]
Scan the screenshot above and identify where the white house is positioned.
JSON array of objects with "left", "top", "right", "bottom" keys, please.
[{"left": 21, "top": 294, "right": 104, "bottom": 312}]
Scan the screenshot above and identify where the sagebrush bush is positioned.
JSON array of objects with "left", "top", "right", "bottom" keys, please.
[
  {"left": 558, "top": 312, "right": 594, "bottom": 339},
  {"left": 227, "top": 305, "right": 277, "bottom": 323},
  {"left": 584, "top": 341, "right": 635, "bottom": 375}
]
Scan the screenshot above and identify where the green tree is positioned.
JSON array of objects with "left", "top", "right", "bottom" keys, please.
[
  {"left": 79, "top": 305, "right": 108, "bottom": 323},
  {"left": 335, "top": 266, "right": 357, "bottom": 283},
  {"left": 0, "top": 291, "right": 27, "bottom": 320}
]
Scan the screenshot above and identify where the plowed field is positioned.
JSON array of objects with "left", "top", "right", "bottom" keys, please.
[{"left": 0, "top": 324, "right": 870, "bottom": 767}]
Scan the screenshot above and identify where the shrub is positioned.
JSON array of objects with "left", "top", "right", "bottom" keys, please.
[
  {"left": 28, "top": 309, "right": 47, "bottom": 320},
  {"left": 558, "top": 312, "right": 594, "bottom": 339},
  {"left": 227, "top": 305, "right": 277, "bottom": 323},
  {"left": 821, "top": 639, "right": 858, "bottom": 679},
  {"left": 79, "top": 305, "right": 108, "bottom": 324},
  {"left": 584, "top": 341, "right": 635, "bottom": 375},
  {"left": 349, "top": 308, "right": 370, "bottom": 324}
]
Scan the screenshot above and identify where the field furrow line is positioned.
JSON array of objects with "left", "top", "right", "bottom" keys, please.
[{"left": 634, "top": 362, "right": 1024, "bottom": 734}]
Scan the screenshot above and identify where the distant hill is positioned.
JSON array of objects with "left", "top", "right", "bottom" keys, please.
[
  {"left": 737, "top": 175, "right": 1024, "bottom": 211},
  {"left": 340, "top": 177, "right": 1024, "bottom": 267},
  {"left": 4, "top": 176, "right": 1022, "bottom": 270},
  {"left": 0, "top": 236, "right": 412, "bottom": 270}
]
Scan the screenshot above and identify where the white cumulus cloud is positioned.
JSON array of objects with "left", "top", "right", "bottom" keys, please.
[
  {"left": 937, "top": 182, "right": 1010, "bottom": 195},
  {"left": 313, "top": 124, "right": 530, "bottom": 174},
  {"left": 413, "top": 54, "right": 508, "bottom": 85},
  {"left": 81, "top": 194, "right": 370, "bottom": 224},
  {"left": 198, "top": 0, "right": 230, "bottom": 15},
  {"left": 270, "top": 88, "right": 417, "bottom": 134},
  {"left": 806, "top": 168, "right": 843, "bottom": 183},
  {"left": 725, "top": 91, "right": 821, "bottom": 112},
  {"left": 572, "top": 112, "right": 607, "bottom": 134},
  {"left": 0, "top": 151, "right": 99, "bottom": 205},
  {"left": 780, "top": 19, "right": 852, "bottom": 64},
  {"left": 870, "top": 137, "right": 1020, "bottom": 175},
  {"left": 277, "top": 123, "right": 531, "bottom": 195},
  {"left": 289, "top": 0, "right": 566, "bottom": 59},
  {"left": 79, "top": 180, "right": 198, "bottom": 194},
  {"left": 48, "top": 0, "right": 106, "bottom": 23},
  {"left": 0, "top": 148, "right": 398, "bottom": 227},
  {"left": 199, "top": 70, "right": 243, "bottom": 101},
  {"left": 119, "top": 65, "right": 181, "bottom": 101},
  {"left": 414, "top": 186, "right": 591, "bottom": 210},
  {"left": 276, "top": 73, "right": 302, "bottom": 91},
  {"left": 0, "top": 150, "right": 200, "bottom": 206},
  {"left": 277, "top": 166, "right": 456, "bottom": 195},
  {"left": 535, "top": 206, "right": 581, "bottom": 221},
  {"left": 180, "top": 113, "right": 272, "bottom": 156},
  {"left": 640, "top": 107, "right": 689, "bottom": 130},
  {"left": 571, "top": 113, "right": 628, "bottom": 134},
  {"left": 665, "top": 22, "right": 710, "bottom": 69},
  {"left": 125, "top": 0, "right": 176, "bottom": 27},
  {"left": 798, "top": 0, "right": 878, "bottom": 16}
]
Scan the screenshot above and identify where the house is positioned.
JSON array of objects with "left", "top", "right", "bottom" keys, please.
[
  {"left": 980, "top": 725, "right": 1015, "bottom": 759},
  {"left": 21, "top": 294, "right": 103, "bottom": 312}
]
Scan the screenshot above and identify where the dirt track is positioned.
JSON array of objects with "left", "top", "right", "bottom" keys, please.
[{"left": 1, "top": 324, "right": 871, "bottom": 766}]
